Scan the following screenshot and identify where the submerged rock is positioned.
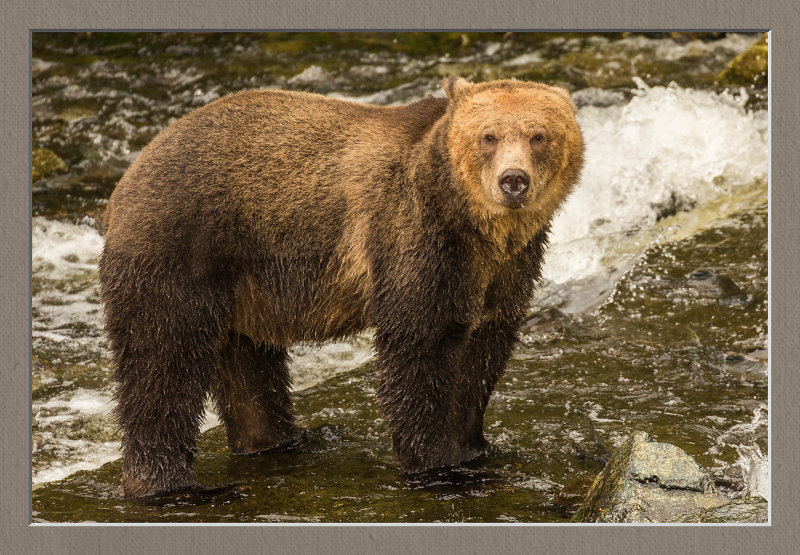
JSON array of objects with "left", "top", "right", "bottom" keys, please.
[
  {"left": 717, "top": 33, "right": 768, "bottom": 87},
  {"left": 568, "top": 418, "right": 611, "bottom": 466},
  {"left": 687, "top": 269, "right": 743, "bottom": 299},
  {"left": 652, "top": 191, "right": 696, "bottom": 221},
  {"left": 553, "top": 475, "right": 595, "bottom": 515},
  {"left": 522, "top": 307, "right": 567, "bottom": 333},
  {"left": 573, "top": 431, "right": 767, "bottom": 523},
  {"left": 723, "top": 352, "right": 768, "bottom": 381}
]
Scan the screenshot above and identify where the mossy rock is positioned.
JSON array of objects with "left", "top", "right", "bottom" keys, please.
[
  {"left": 717, "top": 33, "right": 768, "bottom": 87},
  {"left": 32, "top": 147, "right": 68, "bottom": 181}
]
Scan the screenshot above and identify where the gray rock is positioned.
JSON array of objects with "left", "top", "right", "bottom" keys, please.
[
  {"left": 573, "top": 431, "right": 767, "bottom": 523},
  {"left": 288, "top": 65, "right": 333, "bottom": 88},
  {"left": 673, "top": 497, "right": 768, "bottom": 523},
  {"left": 723, "top": 352, "right": 768, "bottom": 381},
  {"left": 522, "top": 307, "right": 566, "bottom": 333},
  {"left": 687, "top": 270, "right": 743, "bottom": 299},
  {"left": 627, "top": 437, "right": 714, "bottom": 493}
]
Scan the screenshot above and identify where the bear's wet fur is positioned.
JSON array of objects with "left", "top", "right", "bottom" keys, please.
[{"left": 98, "top": 76, "right": 584, "bottom": 498}]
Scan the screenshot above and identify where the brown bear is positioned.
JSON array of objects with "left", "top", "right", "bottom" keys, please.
[{"left": 98, "top": 76, "right": 584, "bottom": 498}]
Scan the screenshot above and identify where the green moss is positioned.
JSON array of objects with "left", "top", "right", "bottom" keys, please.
[
  {"left": 717, "top": 33, "right": 768, "bottom": 87},
  {"left": 573, "top": 432, "right": 642, "bottom": 522},
  {"left": 32, "top": 148, "right": 68, "bottom": 182}
]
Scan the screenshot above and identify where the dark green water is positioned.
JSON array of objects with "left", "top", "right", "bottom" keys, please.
[{"left": 31, "top": 32, "right": 768, "bottom": 523}]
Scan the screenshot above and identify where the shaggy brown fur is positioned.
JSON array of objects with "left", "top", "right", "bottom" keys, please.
[{"left": 99, "top": 75, "right": 584, "bottom": 498}]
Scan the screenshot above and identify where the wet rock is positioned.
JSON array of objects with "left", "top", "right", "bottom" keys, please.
[
  {"left": 745, "top": 347, "right": 768, "bottom": 363},
  {"left": 522, "top": 307, "right": 566, "bottom": 333},
  {"left": 652, "top": 191, "right": 696, "bottom": 221},
  {"left": 574, "top": 431, "right": 731, "bottom": 522},
  {"left": 717, "top": 33, "right": 767, "bottom": 87},
  {"left": 32, "top": 147, "right": 68, "bottom": 181},
  {"left": 288, "top": 65, "right": 333, "bottom": 88},
  {"left": 501, "top": 51, "right": 544, "bottom": 68},
  {"left": 58, "top": 106, "right": 95, "bottom": 123},
  {"left": 570, "top": 87, "right": 627, "bottom": 108},
  {"left": 673, "top": 497, "right": 768, "bottom": 523},
  {"left": 687, "top": 269, "right": 743, "bottom": 298},
  {"left": 723, "top": 352, "right": 767, "bottom": 381}
]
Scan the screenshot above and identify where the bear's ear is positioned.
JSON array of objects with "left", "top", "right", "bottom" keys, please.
[
  {"left": 442, "top": 75, "right": 471, "bottom": 101},
  {"left": 552, "top": 86, "right": 578, "bottom": 113}
]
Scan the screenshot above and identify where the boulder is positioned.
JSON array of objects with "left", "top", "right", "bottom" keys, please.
[{"left": 573, "top": 431, "right": 767, "bottom": 523}]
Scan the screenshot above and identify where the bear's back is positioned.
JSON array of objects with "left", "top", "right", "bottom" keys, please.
[{"left": 104, "top": 90, "right": 448, "bottom": 256}]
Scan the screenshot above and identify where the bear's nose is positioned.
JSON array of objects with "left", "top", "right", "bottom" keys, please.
[{"left": 498, "top": 169, "right": 530, "bottom": 198}]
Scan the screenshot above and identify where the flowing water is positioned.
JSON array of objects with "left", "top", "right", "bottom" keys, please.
[{"left": 31, "top": 32, "right": 768, "bottom": 522}]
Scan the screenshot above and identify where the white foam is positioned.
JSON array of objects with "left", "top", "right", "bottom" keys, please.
[
  {"left": 32, "top": 217, "right": 106, "bottom": 351},
  {"left": 32, "top": 217, "right": 103, "bottom": 275},
  {"left": 33, "top": 441, "right": 121, "bottom": 485},
  {"left": 542, "top": 82, "right": 768, "bottom": 286},
  {"left": 715, "top": 404, "right": 769, "bottom": 499},
  {"left": 32, "top": 388, "right": 222, "bottom": 485},
  {"left": 736, "top": 443, "right": 769, "bottom": 500},
  {"left": 38, "top": 388, "right": 113, "bottom": 415},
  {"left": 33, "top": 387, "right": 119, "bottom": 485},
  {"left": 289, "top": 335, "right": 374, "bottom": 390}
]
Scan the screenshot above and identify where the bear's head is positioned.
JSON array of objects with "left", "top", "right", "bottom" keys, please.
[{"left": 442, "top": 76, "right": 584, "bottom": 223}]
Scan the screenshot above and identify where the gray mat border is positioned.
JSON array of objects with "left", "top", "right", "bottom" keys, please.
[{"left": 4, "top": 1, "right": 797, "bottom": 553}]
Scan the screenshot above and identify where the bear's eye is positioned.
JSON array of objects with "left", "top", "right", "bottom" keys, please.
[
  {"left": 531, "top": 133, "right": 545, "bottom": 143},
  {"left": 483, "top": 134, "right": 497, "bottom": 144}
]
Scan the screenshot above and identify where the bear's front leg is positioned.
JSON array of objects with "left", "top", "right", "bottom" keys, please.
[
  {"left": 456, "top": 232, "right": 549, "bottom": 458},
  {"left": 457, "top": 318, "right": 521, "bottom": 455},
  {"left": 374, "top": 323, "right": 474, "bottom": 473}
]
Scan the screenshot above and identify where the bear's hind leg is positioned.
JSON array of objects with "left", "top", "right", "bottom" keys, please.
[
  {"left": 212, "top": 332, "right": 302, "bottom": 454},
  {"left": 101, "top": 252, "right": 233, "bottom": 499}
]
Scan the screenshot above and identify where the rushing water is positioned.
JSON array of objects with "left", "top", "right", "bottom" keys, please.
[{"left": 31, "top": 32, "right": 768, "bottom": 522}]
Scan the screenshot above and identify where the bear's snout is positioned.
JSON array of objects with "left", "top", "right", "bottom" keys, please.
[{"left": 498, "top": 169, "right": 530, "bottom": 202}]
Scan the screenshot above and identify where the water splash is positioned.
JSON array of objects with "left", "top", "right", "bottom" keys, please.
[
  {"left": 543, "top": 81, "right": 767, "bottom": 291},
  {"left": 736, "top": 443, "right": 769, "bottom": 500}
]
